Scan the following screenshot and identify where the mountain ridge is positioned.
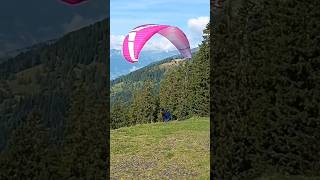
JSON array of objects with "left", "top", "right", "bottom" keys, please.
[{"left": 110, "top": 47, "right": 199, "bottom": 79}]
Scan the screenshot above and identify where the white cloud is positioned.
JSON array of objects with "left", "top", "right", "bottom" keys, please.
[
  {"left": 143, "top": 34, "right": 175, "bottom": 52},
  {"left": 188, "top": 16, "right": 209, "bottom": 35},
  {"left": 110, "top": 34, "right": 125, "bottom": 50},
  {"left": 129, "top": 66, "right": 140, "bottom": 72},
  {"left": 187, "top": 16, "right": 209, "bottom": 48}
]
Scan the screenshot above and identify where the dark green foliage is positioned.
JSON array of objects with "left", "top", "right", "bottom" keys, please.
[
  {"left": 159, "top": 23, "right": 210, "bottom": 120},
  {"left": 128, "top": 80, "right": 159, "bottom": 125},
  {"left": 159, "top": 64, "right": 191, "bottom": 119},
  {"left": 111, "top": 98, "right": 129, "bottom": 129},
  {"left": 212, "top": 0, "right": 320, "bottom": 179},
  {"left": 188, "top": 26, "right": 210, "bottom": 117},
  {"left": 0, "top": 111, "right": 52, "bottom": 179},
  {"left": 110, "top": 56, "right": 181, "bottom": 105},
  {"left": 60, "top": 82, "right": 108, "bottom": 179},
  {"left": 0, "top": 19, "right": 109, "bottom": 179}
]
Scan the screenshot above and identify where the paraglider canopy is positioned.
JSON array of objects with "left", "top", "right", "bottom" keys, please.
[
  {"left": 122, "top": 24, "right": 192, "bottom": 63},
  {"left": 60, "top": 0, "right": 88, "bottom": 5}
]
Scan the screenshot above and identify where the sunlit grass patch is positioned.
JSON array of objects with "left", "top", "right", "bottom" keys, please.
[{"left": 111, "top": 117, "right": 210, "bottom": 179}]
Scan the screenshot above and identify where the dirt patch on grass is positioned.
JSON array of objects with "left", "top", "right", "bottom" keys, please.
[
  {"left": 158, "top": 164, "right": 199, "bottom": 179},
  {"left": 111, "top": 155, "right": 157, "bottom": 176}
]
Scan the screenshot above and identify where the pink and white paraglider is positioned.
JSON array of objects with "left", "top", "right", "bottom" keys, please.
[
  {"left": 60, "top": 0, "right": 88, "bottom": 5},
  {"left": 122, "top": 24, "right": 192, "bottom": 63}
]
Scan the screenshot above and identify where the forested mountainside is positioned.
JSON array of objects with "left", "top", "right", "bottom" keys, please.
[
  {"left": 0, "top": 19, "right": 108, "bottom": 179},
  {"left": 0, "top": 39, "right": 57, "bottom": 62},
  {"left": 110, "top": 24, "right": 210, "bottom": 129},
  {"left": 110, "top": 49, "right": 179, "bottom": 79},
  {"left": 110, "top": 55, "right": 192, "bottom": 104}
]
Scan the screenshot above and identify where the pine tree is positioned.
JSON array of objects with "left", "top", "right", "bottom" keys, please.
[
  {"left": 128, "top": 80, "right": 158, "bottom": 125},
  {"left": 111, "top": 98, "right": 129, "bottom": 129},
  {"left": 158, "top": 23, "right": 210, "bottom": 120},
  {"left": 188, "top": 23, "right": 210, "bottom": 117},
  {"left": 159, "top": 65, "right": 190, "bottom": 119}
]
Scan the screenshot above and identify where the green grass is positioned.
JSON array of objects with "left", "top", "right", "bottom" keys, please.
[{"left": 110, "top": 117, "right": 210, "bottom": 179}]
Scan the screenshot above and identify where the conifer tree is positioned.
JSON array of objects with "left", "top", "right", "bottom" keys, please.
[
  {"left": 128, "top": 80, "right": 158, "bottom": 124},
  {"left": 188, "top": 23, "right": 210, "bottom": 117},
  {"left": 111, "top": 98, "right": 129, "bottom": 129},
  {"left": 159, "top": 23, "right": 210, "bottom": 119},
  {"left": 159, "top": 65, "right": 190, "bottom": 119}
]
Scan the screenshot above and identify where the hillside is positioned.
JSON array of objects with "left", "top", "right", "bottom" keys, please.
[
  {"left": 110, "top": 46, "right": 200, "bottom": 104},
  {"left": 110, "top": 117, "right": 210, "bottom": 179},
  {"left": 0, "top": 19, "right": 108, "bottom": 151},
  {"left": 110, "top": 56, "right": 188, "bottom": 104},
  {"left": 0, "top": 19, "right": 108, "bottom": 179},
  {"left": 110, "top": 49, "right": 179, "bottom": 79}
]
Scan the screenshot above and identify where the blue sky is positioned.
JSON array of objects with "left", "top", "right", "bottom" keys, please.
[{"left": 110, "top": 0, "right": 210, "bottom": 51}]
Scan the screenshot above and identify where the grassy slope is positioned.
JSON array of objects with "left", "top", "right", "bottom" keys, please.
[{"left": 110, "top": 117, "right": 210, "bottom": 179}]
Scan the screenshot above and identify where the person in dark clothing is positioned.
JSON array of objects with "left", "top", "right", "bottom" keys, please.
[
  {"left": 160, "top": 109, "right": 165, "bottom": 119},
  {"left": 160, "top": 108, "right": 172, "bottom": 122}
]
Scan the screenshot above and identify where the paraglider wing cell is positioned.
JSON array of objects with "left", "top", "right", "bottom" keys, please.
[
  {"left": 158, "top": 26, "right": 192, "bottom": 59},
  {"left": 122, "top": 24, "right": 192, "bottom": 63}
]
